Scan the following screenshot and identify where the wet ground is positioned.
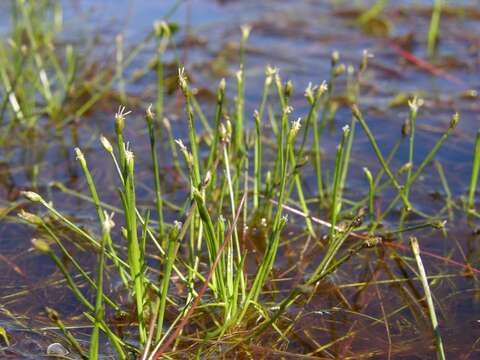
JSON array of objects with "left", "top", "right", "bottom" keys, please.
[{"left": 1, "top": 0, "right": 480, "bottom": 358}]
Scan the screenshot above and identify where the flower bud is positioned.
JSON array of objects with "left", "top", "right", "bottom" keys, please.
[
  {"left": 18, "top": 210, "right": 42, "bottom": 225},
  {"left": 284, "top": 80, "right": 293, "bottom": 98},
  {"left": 100, "top": 135, "right": 113, "bottom": 153},
  {"left": 450, "top": 112, "right": 459, "bottom": 129},
  {"left": 22, "top": 191, "right": 42, "bottom": 202},
  {"left": 178, "top": 67, "right": 188, "bottom": 93},
  {"left": 31, "top": 238, "right": 50, "bottom": 253},
  {"left": 331, "top": 50, "right": 340, "bottom": 66},
  {"left": 241, "top": 24, "right": 251, "bottom": 42}
]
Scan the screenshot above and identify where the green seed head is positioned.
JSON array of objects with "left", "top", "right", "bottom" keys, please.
[
  {"left": 254, "top": 110, "right": 260, "bottom": 125},
  {"left": 100, "top": 135, "right": 113, "bottom": 153},
  {"left": 236, "top": 69, "right": 243, "bottom": 83},
  {"left": 288, "top": 118, "right": 302, "bottom": 142},
  {"left": 334, "top": 63, "right": 346, "bottom": 77},
  {"left": 365, "top": 236, "right": 381, "bottom": 248},
  {"left": 432, "top": 220, "right": 447, "bottom": 229},
  {"left": 18, "top": 210, "right": 42, "bottom": 225},
  {"left": 284, "top": 80, "right": 293, "bottom": 98},
  {"left": 74, "top": 147, "right": 85, "bottom": 166},
  {"left": 351, "top": 104, "right": 362, "bottom": 120},
  {"left": 265, "top": 65, "right": 277, "bottom": 86},
  {"left": 409, "top": 236, "right": 420, "bottom": 255},
  {"left": 318, "top": 80, "right": 328, "bottom": 96},
  {"left": 175, "top": 139, "right": 193, "bottom": 166},
  {"left": 203, "top": 171, "right": 212, "bottom": 187},
  {"left": 46, "top": 307, "right": 59, "bottom": 322},
  {"left": 218, "top": 78, "right": 226, "bottom": 97},
  {"left": 124, "top": 146, "right": 135, "bottom": 167},
  {"left": 162, "top": 117, "right": 171, "bottom": 131},
  {"left": 102, "top": 211, "right": 115, "bottom": 234},
  {"left": 360, "top": 49, "right": 373, "bottom": 72},
  {"left": 115, "top": 106, "right": 130, "bottom": 131},
  {"left": 146, "top": 104, "right": 155, "bottom": 126},
  {"left": 362, "top": 167, "right": 372, "bottom": 180},
  {"left": 450, "top": 112, "right": 460, "bottom": 129},
  {"left": 408, "top": 96, "right": 424, "bottom": 114},
  {"left": 241, "top": 24, "right": 251, "bottom": 42},
  {"left": 22, "top": 191, "right": 42, "bottom": 202},
  {"left": 219, "top": 123, "right": 230, "bottom": 143},
  {"left": 226, "top": 119, "right": 233, "bottom": 139},
  {"left": 399, "top": 162, "right": 413, "bottom": 174},
  {"left": 331, "top": 50, "right": 340, "bottom": 66},
  {"left": 154, "top": 21, "right": 171, "bottom": 38},
  {"left": 178, "top": 67, "right": 188, "bottom": 93},
  {"left": 284, "top": 105, "right": 293, "bottom": 115},
  {"left": 304, "top": 82, "right": 314, "bottom": 104},
  {"left": 31, "top": 238, "right": 50, "bottom": 253}
]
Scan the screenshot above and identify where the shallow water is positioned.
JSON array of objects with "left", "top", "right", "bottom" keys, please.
[{"left": 1, "top": 0, "right": 480, "bottom": 358}]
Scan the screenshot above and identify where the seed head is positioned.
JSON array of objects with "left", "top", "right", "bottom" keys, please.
[
  {"left": 31, "top": 238, "right": 50, "bottom": 253},
  {"left": 175, "top": 138, "right": 186, "bottom": 151},
  {"left": 236, "top": 69, "right": 243, "bottom": 83},
  {"left": 360, "top": 49, "right": 373, "bottom": 72},
  {"left": 363, "top": 167, "right": 372, "bottom": 180},
  {"left": 399, "top": 162, "right": 413, "bottom": 174},
  {"left": 304, "top": 82, "right": 314, "bottom": 104},
  {"left": 100, "top": 135, "right": 113, "bottom": 153},
  {"left": 115, "top": 106, "right": 131, "bottom": 131},
  {"left": 334, "top": 63, "right": 346, "bottom": 77},
  {"left": 351, "top": 104, "right": 362, "bottom": 120},
  {"left": 125, "top": 147, "right": 134, "bottom": 166},
  {"left": 18, "top": 210, "right": 42, "bottom": 225},
  {"left": 408, "top": 96, "right": 424, "bottom": 113},
  {"left": 288, "top": 118, "right": 302, "bottom": 143},
  {"left": 347, "top": 65, "right": 354, "bottom": 76},
  {"left": 74, "top": 147, "right": 85, "bottom": 165},
  {"left": 450, "top": 112, "right": 460, "bottom": 129},
  {"left": 22, "top": 191, "right": 42, "bottom": 202},
  {"left": 178, "top": 67, "right": 188, "bottom": 92},
  {"left": 102, "top": 211, "right": 115, "bottom": 233},
  {"left": 331, "top": 50, "right": 340, "bottom": 66},
  {"left": 203, "top": 171, "right": 212, "bottom": 187},
  {"left": 218, "top": 78, "right": 226, "bottom": 93},
  {"left": 146, "top": 104, "right": 155, "bottom": 124},
  {"left": 175, "top": 139, "right": 193, "bottom": 165},
  {"left": 290, "top": 118, "right": 302, "bottom": 136},
  {"left": 318, "top": 80, "right": 328, "bottom": 95},
  {"left": 219, "top": 123, "right": 229, "bottom": 143},
  {"left": 284, "top": 105, "right": 294, "bottom": 115},
  {"left": 265, "top": 65, "right": 277, "bottom": 78},
  {"left": 284, "top": 80, "right": 293, "bottom": 98},
  {"left": 241, "top": 24, "right": 251, "bottom": 42},
  {"left": 46, "top": 307, "right": 59, "bottom": 322},
  {"left": 154, "top": 21, "right": 171, "bottom": 38},
  {"left": 162, "top": 117, "right": 171, "bottom": 131},
  {"left": 253, "top": 109, "right": 260, "bottom": 125}
]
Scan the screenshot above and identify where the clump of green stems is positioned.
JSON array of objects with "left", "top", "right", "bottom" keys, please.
[
  {"left": 19, "top": 39, "right": 463, "bottom": 358},
  {"left": 0, "top": 1, "right": 177, "bottom": 140}
]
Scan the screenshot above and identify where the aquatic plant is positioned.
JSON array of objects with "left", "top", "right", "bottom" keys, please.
[{"left": 16, "top": 33, "right": 464, "bottom": 357}]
